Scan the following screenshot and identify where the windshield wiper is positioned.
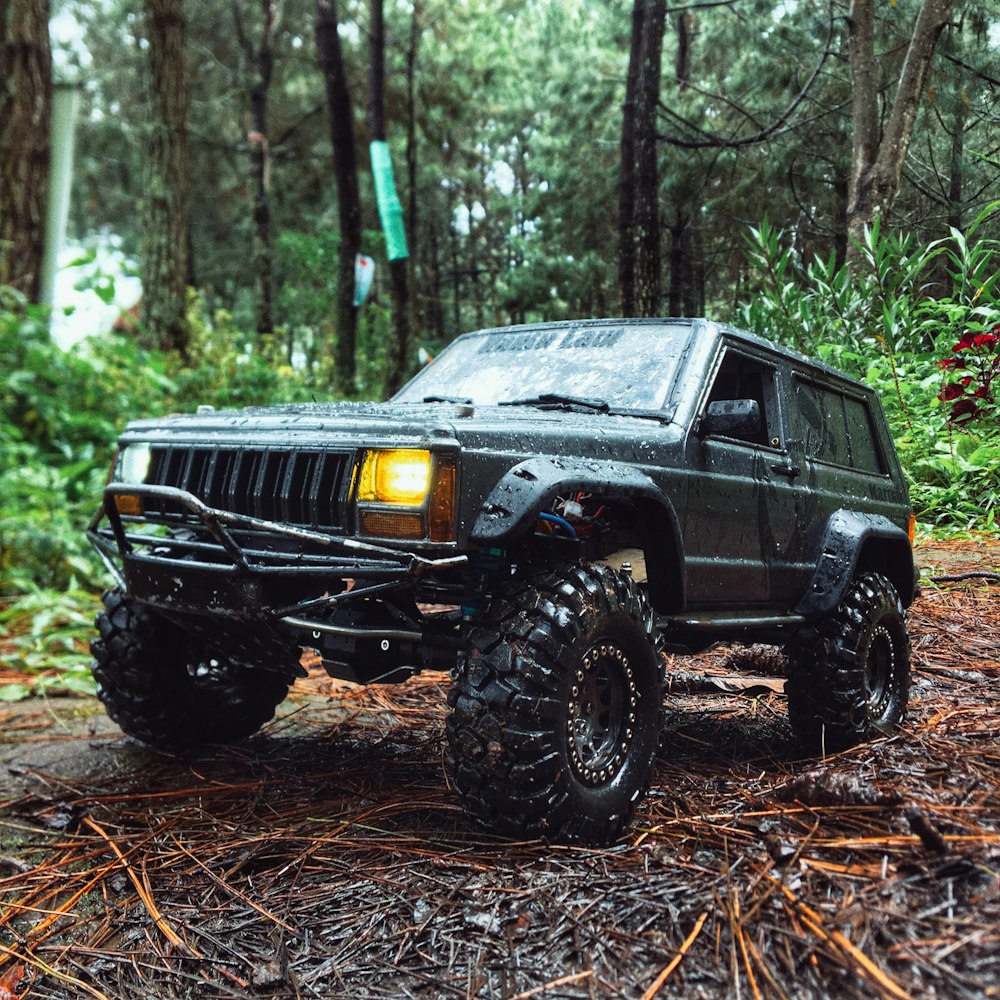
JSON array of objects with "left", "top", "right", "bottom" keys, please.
[
  {"left": 607, "top": 407, "right": 672, "bottom": 424},
  {"left": 499, "top": 393, "right": 610, "bottom": 412},
  {"left": 498, "top": 394, "right": 671, "bottom": 423},
  {"left": 422, "top": 395, "right": 474, "bottom": 404}
]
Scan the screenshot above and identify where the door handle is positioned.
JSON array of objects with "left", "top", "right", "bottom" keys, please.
[{"left": 770, "top": 463, "right": 801, "bottom": 479}]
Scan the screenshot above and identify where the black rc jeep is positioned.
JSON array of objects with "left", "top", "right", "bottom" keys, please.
[{"left": 88, "top": 318, "right": 917, "bottom": 843}]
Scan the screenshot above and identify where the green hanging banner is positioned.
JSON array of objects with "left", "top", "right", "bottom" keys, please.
[{"left": 370, "top": 140, "right": 409, "bottom": 262}]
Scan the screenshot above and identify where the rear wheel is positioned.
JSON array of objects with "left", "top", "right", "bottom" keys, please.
[
  {"left": 91, "top": 589, "right": 299, "bottom": 750},
  {"left": 786, "top": 572, "right": 910, "bottom": 752},
  {"left": 446, "top": 564, "right": 665, "bottom": 844}
]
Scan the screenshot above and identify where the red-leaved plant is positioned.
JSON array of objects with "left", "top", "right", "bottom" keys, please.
[{"left": 937, "top": 323, "right": 1000, "bottom": 426}]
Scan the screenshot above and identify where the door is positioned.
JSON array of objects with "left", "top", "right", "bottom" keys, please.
[{"left": 681, "top": 347, "right": 805, "bottom": 608}]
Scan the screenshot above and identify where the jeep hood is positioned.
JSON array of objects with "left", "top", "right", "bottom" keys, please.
[{"left": 119, "top": 400, "right": 674, "bottom": 454}]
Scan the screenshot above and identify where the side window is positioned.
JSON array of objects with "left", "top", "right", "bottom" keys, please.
[
  {"left": 705, "top": 351, "right": 780, "bottom": 447},
  {"left": 843, "top": 395, "right": 885, "bottom": 474},
  {"left": 795, "top": 381, "right": 850, "bottom": 466},
  {"left": 795, "top": 377, "right": 885, "bottom": 473}
]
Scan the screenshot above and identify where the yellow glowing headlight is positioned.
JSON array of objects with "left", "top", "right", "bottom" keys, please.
[{"left": 357, "top": 449, "right": 432, "bottom": 505}]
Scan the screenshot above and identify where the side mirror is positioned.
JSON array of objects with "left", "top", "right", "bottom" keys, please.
[{"left": 700, "top": 399, "right": 761, "bottom": 439}]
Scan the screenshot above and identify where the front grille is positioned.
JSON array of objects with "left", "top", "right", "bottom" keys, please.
[{"left": 143, "top": 446, "right": 352, "bottom": 529}]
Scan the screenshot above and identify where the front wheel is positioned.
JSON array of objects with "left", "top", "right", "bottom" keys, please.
[
  {"left": 786, "top": 572, "right": 910, "bottom": 753},
  {"left": 91, "top": 589, "right": 299, "bottom": 750},
  {"left": 446, "top": 564, "right": 665, "bottom": 844}
]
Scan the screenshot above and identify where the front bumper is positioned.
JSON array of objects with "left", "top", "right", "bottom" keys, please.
[{"left": 89, "top": 482, "right": 468, "bottom": 642}]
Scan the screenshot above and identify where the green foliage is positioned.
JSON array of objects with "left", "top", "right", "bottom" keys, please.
[
  {"left": 906, "top": 434, "right": 1000, "bottom": 532},
  {"left": 0, "top": 583, "right": 97, "bottom": 701},
  {"left": 170, "top": 293, "right": 323, "bottom": 410},
  {"left": 0, "top": 286, "right": 330, "bottom": 598},
  {"left": 0, "top": 279, "right": 343, "bottom": 693},
  {"left": 272, "top": 227, "right": 402, "bottom": 395},
  {"left": 355, "top": 300, "right": 394, "bottom": 398},
  {"left": 732, "top": 207, "right": 1000, "bottom": 532},
  {"left": 0, "top": 269, "right": 343, "bottom": 696},
  {"left": 274, "top": 229, "right": 340, "bottom": 372},
  {"left": 0, "top": 286, "right": 158, "bottom": 592},
  {"left": 0, "top": 461, "right": 104, "bottom": 593}
]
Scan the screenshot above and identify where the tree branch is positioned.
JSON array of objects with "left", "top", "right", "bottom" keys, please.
[
  {"left": 941, "top": 50, "right": 1000, "bottom": 89},
  {"left": 654, "top": 12, "right": 835, "bottom": 150},
  {"left": 664, "top": 0, "right": 740, "bottom": 13}
]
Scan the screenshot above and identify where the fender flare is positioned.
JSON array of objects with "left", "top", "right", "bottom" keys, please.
[
  {"left": 795, "top": 509, "right": 917, "bottom": 616},
  {"left": 469, "top": 456, "right": 685, "bottom": 611}
]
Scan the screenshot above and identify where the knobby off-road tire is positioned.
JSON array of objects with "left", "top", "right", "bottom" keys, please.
[
  {"left": 786, "top": 572, "right": 910, "bottom": 753},
  {"left": 446, "top": 564, "right": 666, "bottom": 844},
  {"left": 91, "top": 589, "right": 298, "bottom": 750}
]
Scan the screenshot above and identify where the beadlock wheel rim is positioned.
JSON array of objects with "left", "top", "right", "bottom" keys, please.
[
  {"left": 567, "top": 642, "right": 637, "bottom": 786},
  {"left": 866, "top": 624, "right": 895, "bottom": 714}
]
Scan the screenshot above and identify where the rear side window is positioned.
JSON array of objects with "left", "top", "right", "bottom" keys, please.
[
  {"left": 842, "top": 396, "right": 884, "bottom": 474},
  {"left": 795, "top": 378, "right": 885, "bottom": 474}
]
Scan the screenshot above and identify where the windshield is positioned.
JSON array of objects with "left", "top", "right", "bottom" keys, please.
[{"left": 394, "top": 323, "right": 692, "bottom": 409}]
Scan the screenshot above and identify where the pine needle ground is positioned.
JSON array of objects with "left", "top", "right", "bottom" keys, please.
[{"left": 0, "top": 535, "right": 997, "bottom": 999}]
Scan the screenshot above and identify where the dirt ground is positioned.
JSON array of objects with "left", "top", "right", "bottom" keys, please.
[{"left": 0, "top": 535, "right": 997, "bottom": 999}]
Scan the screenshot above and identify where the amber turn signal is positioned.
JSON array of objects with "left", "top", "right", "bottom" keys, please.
[
  {"left": 360, "top": 510, "right": 424, "bottom": 540},
  {"left": 113, "top": 494, "right": 143, "bottom": 516}
]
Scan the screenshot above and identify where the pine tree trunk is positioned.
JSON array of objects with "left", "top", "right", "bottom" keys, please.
[
  {"left": 316, "top": 0, "right": 361, "bottom": 395},
  {"left": 450, "top": 222, "right": 461, "bottom": 333},
  {"left": 832, "top": 162, "right": 849, "bottom": 270},
  {"left": 633, "top": 0, "right": 665, "bottom": 317},
  {"left": 683, "top": 220, "right": 703, "bottom": 317},
  {"left": 405, "top": 1, "right": 421, "bottom": 336},
  {"left": 382, "top": 261, "right": 410, "bottom": 395},
  {"left": 0, "top": 0, "right": 51, "bottom": 302},
  {"left": 667, "top": 208, "right": 687, "bottom": 317},
  {"left": 141, "top": 0, "right": 190, "bottom": 355},
  {"left": 468, "top": 196, "right": 483, "bottom": 331},
  {"left": 369, "top": 0, "right": 411, "bottom": 398},
  {"left": 617, "top": 0, "right": 644, "bottom": 317},
  {"left": 427, "top": 224, "right": 444, "bottom": 341},
  {"left": 234, "top": 0, "right": 276, "bottom": 341},
  {"left": 945, "top": 90, "right": 966, "bottom": 233},
  {"left": 846, "top": 0, "right": 951, "bottom": 254}
]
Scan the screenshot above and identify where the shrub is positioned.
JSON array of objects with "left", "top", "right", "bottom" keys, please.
[
  {"left": 0, "top": 289, "right": 328, "bottom": 596},
  {"left": 731, "top": 206, "right": 1000, "bottom": 531},
  {"left": 936, "top": 325, "right": 1000, "bottom": 427}
]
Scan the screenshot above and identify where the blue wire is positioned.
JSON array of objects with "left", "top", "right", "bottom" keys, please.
[{"left": 538, "top": 511, "right": 577, "bottom": 538}]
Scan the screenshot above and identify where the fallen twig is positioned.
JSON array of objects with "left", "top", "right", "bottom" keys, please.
[{"left": 640, "top": 911, "right": 709, "bottom": 999}]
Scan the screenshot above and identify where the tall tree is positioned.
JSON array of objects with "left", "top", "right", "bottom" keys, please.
[
  {"left": 846, "top": 0, "right": 952, "bottom": 250},
  {"left": 141, "top": 0, "right": 191, "bottom": 354},
  {"left": 404, "top": 0, "right": 421, "bottom": 334},
  {"left": 369, "top": 0, "right": 411, "bottom": 397},
  {"left": 632, "top": 0, "right": 665, "bottom": 316},
  {"left": 618, "top": 0, "right": 644, "bottom": 316},
  {"left": 619, "top": 0, "right": 666, "bottom": 318},
  {"left": 316, "top": 0, "right": 361, "bottom": 394},
  {"left": 0, "top": 0, "right": 51, "bottom": 301},
  {"left": 234, "top": 0, "right": 279, "bottom": 340},
  {"left": 894, "top": 12, "right": 999, "bottom": 291}
]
